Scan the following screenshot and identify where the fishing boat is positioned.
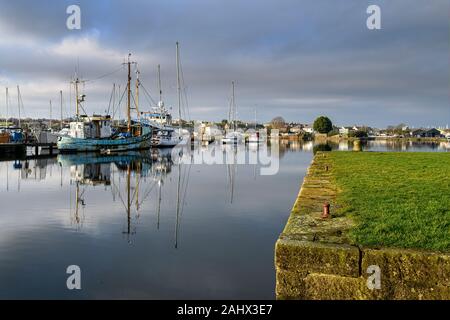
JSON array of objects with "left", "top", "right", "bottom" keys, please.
[
  {"left": 222, "top": 81, "right": 243, "bottom": 144},
  {"left": 57, "top": 54, "right": 152, "bottom": 153}
]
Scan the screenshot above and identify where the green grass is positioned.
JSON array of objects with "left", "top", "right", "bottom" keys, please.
[{"left": 329, "top": 152, "right": 450, "bottom": 251}]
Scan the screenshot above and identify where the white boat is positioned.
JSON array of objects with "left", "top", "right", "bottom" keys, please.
[
  {"left": 152, "top": 127, "right": 183, "bottom": 147},
  {"left": 148, "top": 43, "right": 189, "bottom": 148},
  {"left": 222, "top": 81, "right": 243, "bottom": 144},
  {"left": 222, "top": 131, "right": 243, "bottom": 144}
]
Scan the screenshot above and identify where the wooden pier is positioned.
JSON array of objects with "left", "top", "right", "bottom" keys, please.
[
  {"left": 0, "top": 142, "right": 57, "bottom": 161},
  {"left": 25, "top": 142, "right": 58, "bottom": 156}
]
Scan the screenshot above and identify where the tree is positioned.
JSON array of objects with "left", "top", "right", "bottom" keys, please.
[
  {"left": 313, "top": 116, "right": 333, "bottom": 134},
  {"left": 349, "top": 130, "right": 368, "bottom": 138},
  {"left": 270, "top": 116, "right": 286, "bottom": 129}
]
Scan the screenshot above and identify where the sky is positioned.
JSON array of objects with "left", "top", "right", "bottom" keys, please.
[{"left": 0, "top": 0, "right": 448, "bottom": 128}]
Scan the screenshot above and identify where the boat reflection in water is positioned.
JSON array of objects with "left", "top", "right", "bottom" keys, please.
[{"left": 57, "top": 149, "right": 189, "bottom": 245}]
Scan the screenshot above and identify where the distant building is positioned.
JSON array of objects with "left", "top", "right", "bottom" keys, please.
[
  {"left": 411, "top": 128, "right": 443, "bottom": 138},
  {"left": 339, "top": 126, "right": 353, "bottom": 135},
  {"left": 302, "top": 125, "right": 313, "bottom": 133},
  {"left": 289, "top": 125, "right": 302, "bottom": 134}
]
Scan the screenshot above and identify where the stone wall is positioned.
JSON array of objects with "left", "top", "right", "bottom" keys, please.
[{"left": 275, "top": 152, "right": 450, "bottom": 300}]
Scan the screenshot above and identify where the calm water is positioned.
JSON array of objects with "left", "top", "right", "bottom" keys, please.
[{"left": 0, "top": 140, "right": 448, "bottom": 299}]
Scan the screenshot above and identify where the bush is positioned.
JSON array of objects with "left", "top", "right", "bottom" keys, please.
[{"left": 349, "top": 130, "right": 368, "bottom": 138}]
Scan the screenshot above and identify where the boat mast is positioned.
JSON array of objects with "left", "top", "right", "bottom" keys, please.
[
  {"left": 49, "top": 100, "right": 52, "bottom": 130},
  {"left": 60, "top": 90, "right": 63, "bottom": 130},
  {"left": 157, "top": 64, "right": 163, "bottom": 123},
  {"left": 5, "top": 87, "right": 9, "bottom": 127},
  {"left": 176, "top": 42, "right": 182, "bottom": 130},
  {"left": 127, "top": 53, "right": 132, "bottom": 133},
  {"left": 158, "top": 64, "right": 162, "bottom": 103},
  {"left": 17, "top": 86, "right": 21, "bottom": 128},
  {"left": 135, "top": 66, "right": 140, "bottom": 118},
  {"left": 74, "top": 79, "right": 80, "bottom": 120},
  {"left": 231, "top": 81, "right": 235, "bottom": 131}
]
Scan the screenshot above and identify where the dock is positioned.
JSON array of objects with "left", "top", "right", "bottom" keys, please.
[{"left": 0, "top": 142, "right": 58, "bottom": 161}]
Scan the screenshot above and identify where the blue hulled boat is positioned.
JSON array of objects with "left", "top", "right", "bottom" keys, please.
[{"left": 57, "top": 54, "right": 152, "bottom": 153}]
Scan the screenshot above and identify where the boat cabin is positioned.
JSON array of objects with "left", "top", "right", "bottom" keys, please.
[
  {"left": 68, "top": 115, "right": 112, "bottom": 139},
  {"left": 141, "top": 102, "right": 172, "bottom": 126}
]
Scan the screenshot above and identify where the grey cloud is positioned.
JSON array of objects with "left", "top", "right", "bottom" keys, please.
[{"left": 0, "top": 0, "right": 448, "bottom": 127}]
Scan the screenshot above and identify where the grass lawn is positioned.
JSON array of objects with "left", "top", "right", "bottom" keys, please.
[{"left": 329, "top": 152, "right": 450, "bottom": 251}]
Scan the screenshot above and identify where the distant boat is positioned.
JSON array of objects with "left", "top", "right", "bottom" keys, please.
[
  {"left": 222, "top": 81, "right": 243, "bottom": 144},
  {"left": 248, "top": 131, "right": 261, "bottom": 144},
  {"left": 222, "top": 131, "right": 243, "bottom": 144},
  {"left": 247, "top": 108, "right": 264, "bottom": 144},
  {"left": 57, "top": 54, "right": 152, "bottom": 153}
]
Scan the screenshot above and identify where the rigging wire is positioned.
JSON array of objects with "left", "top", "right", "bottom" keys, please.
[
  {"left": 106, "top": 84, "right": 115, "bottom": 115},
  {"left": 112, "top": 85, "right": 128, "bottom": 120},
  {"left": 84, "top": 65, "right": 124, "bottom": 83},
  {"left": 140, "top": 83, "right": 158, "bottom": 107}
]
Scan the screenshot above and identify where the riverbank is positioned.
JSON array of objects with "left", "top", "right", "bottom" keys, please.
[{"left": 275, "top": 151, "right": 450, "bottom": 299}]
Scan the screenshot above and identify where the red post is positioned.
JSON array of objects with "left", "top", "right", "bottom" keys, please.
[{"left": 322, "top": 202, "right": 330, "bottom": 218}]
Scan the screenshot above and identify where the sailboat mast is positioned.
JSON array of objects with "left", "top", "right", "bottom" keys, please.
[
  {"left": 158, "top": 64, "right": 162, "bottom": 103},
  {"left": 5, "top": 87, "right": 9, "bottom": 127},
  {"left": 231, "top": 81, "right": 235, "bottom": 131},
  {"left": 49, "top": 100, "right": 53, "bottom": 130},
  {"left": 176, "top": 42, "right": 182, "bottom": 129},
  {"left": 127, "top": 53, "right": 132, "bottom": 133},
  {"left": 17, "top": 86, "right": 21, "bottom": 128},
  {"left": 60, "top": 90, "right": 63, "bottom": 130}
]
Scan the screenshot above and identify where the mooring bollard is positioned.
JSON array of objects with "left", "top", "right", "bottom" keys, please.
[{"left": 322, "top": 202, "right": 330, "bottom": 218}]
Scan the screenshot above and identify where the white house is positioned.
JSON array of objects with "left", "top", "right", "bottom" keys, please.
[
  {"left": 339, "top": 126, "right": 353, "bottom": 135},
  {"left": 302, "top": 125, "right": 314, "bottom": 133}
]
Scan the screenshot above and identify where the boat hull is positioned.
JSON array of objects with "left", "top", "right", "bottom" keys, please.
[{"left": 57, "top": 133, "right": 152, "bottom": 153}]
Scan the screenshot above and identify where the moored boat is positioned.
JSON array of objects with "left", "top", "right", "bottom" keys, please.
[{"left": 57, "top": 54, "right": 151, "bottom": 153}]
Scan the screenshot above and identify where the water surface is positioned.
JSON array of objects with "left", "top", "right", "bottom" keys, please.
[{"left": 0, "top": 140, "right": 448, "bottom": 299}]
